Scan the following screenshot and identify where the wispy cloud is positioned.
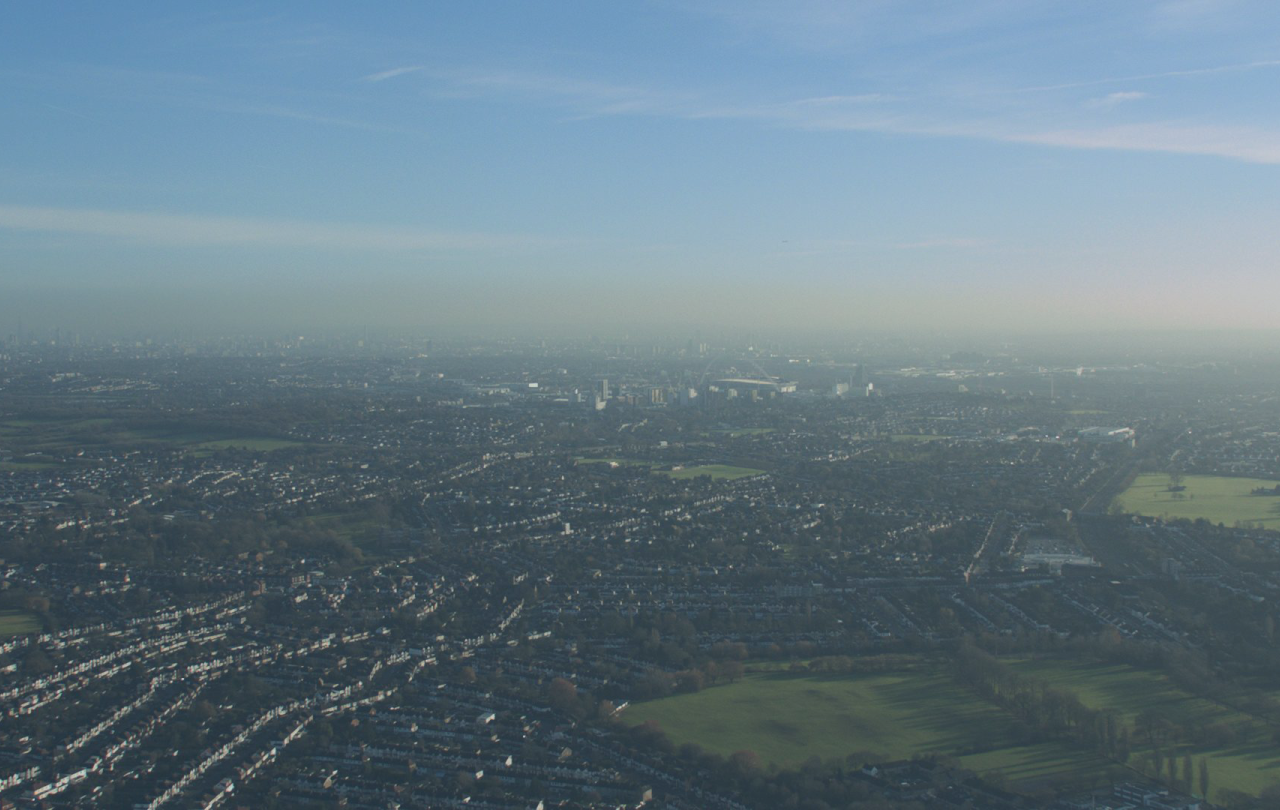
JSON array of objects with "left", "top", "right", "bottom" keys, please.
[
  {"left": 993, "top": 122, "right": 1280, "bottom": 164},
  {"left": 363, "top": 65, "right": 425, "bottom": 82},
  {"left": 0, "top": 205, "right": 563, "bottom": 252},
  {"left": 8, "top": 63, "right": 413, "bottom": 136},
  {"left": 422, "top": 64, "right": 1280, "bottom": 164},
  {"left": 1012, "top": 59, "right": 1280, "bottom": 94},
  {"left": 1087, "top": 90, "right": 1151, "bottom": 108}
]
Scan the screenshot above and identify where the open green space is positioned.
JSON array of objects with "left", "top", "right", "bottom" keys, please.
[
  {"left": 0, "top": 461, "right": 60, "bottom": 471},
  {"left": 1008, "top": 657, "right": 1280, "bottom": 802},
  {"left": 0, "top": 611, "right": 40, "bottom": 638},
  {"left": 958, "top": 741, "right": 1111, "bottom": 789},
  {"left": 889, "top": 434, "right": 951, "bottom": 442},
  {"left": 1113, "top": 473, "right": 1280, "bottom": 528},
  {"left": 660, "top": 464, "right": 764, "bottom": 480},
  {"left": 1, "top": 415, "right": 306, "bottom": 458},
  {"left": 1009, "top": 658, "right": 1212, "bottom": 728},
  {"left": 624, "top": 667, "right": 1112, "bottom": 788},
  {"left": 1, "top": 418, "right": 130, "bottom": 451},
  {"left": 627, "top": 658, "right": 1280, "bottom": 800},
  {"left": 3, "top": 415, "right": 301, "bottom": 448},
  {"left": 189, "top": 437, "right": 304, "bottom": 453}
]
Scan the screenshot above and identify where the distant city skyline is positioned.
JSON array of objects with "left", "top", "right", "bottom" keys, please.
[{"left": 4, "top": 2, "right": 1280, "bottom": 334}]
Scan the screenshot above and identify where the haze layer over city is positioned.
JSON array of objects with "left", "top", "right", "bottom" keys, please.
[
  {"left": 5, "top": 2, "right": 1280, "bottom": 336},
  {"left": 5, "top": 4, "right": 1280, "bottom": 810}
]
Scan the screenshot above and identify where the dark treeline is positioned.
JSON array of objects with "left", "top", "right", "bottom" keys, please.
[
  {"left": 625, "top": 718, "right": 966, "bottom": 810},
  {"left": 955, "top": 642, "right": 1128, "bottom": 761}
]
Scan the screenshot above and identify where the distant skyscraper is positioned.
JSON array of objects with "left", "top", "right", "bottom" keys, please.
[
  {"left": 598, "top": 379, "right": 610, "bottom": 401},
  {"left": 853, "top": 364, "right": 869, "bottom": 388}
]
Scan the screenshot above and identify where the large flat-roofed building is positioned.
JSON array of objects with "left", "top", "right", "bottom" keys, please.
[
  {"left": 712, "top": 378, "right": 798, "bottom": 394},
  {"left": 1078, "top": 426, "right": 1135, "bottom": 444}
]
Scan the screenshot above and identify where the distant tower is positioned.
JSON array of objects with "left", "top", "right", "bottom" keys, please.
[{"left": 597, "top": 379, "right": 610, "bottom": 401}]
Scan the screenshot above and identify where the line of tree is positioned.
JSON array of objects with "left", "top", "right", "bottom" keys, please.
[
  {"left": 954, "top": 642, "right": 1127, "bottom": 762},
  {"left": 631, "top": 657, "right": 746, "bottom": 700}
]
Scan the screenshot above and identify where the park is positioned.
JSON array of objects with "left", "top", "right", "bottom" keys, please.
[
  {"left": 625, "top": 655, "right": 1280, "bottom": 802},
  {"left": 1114, "top": 473, "right": 1280, "bottom": 529}
]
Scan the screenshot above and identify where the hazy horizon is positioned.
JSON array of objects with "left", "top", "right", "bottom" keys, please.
[{"left": 5, "top": 2, "right": 1280, "bottom": 335}]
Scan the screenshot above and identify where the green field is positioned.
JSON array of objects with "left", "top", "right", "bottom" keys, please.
[
  {"left": 0, "top": 461, "right": 60, "bottom": 471},
  {"left": 1, "top": 416, "right": 304, "bottom": 458},
  {"left": 1113, "top": 473, "right": 1280, "bottom": 528},
  {"left": 189, "top": 437, "right": 304, "bottom": 453},
  {"left": 624, "top": 667, "right": 1112, "bottom": 787},
  {"left": 660, "top": 464, "right": 765, "bottom": 480},
  {"left": 958, "top": 741, "right": 1111, "bottom": 789},
  {"left": 1011, "top": 658, "right": 1280, "bottom": 801},
  {"left": 1010, "top": 659, "right": 1214, "bottom": 728},
  {"left": 626, "top": 659, "right": 1280, "bottom": 800},
  {"left": 890, "top": 434, "right": 951, "bottom": 443},
  {"left": 0, "top": 611, "right": 40, "bottom": 638},
  {"left": 708, "top": 427, "right": 776, "bottom": 438}
]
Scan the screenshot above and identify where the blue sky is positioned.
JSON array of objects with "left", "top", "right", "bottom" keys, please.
[{"left": 3, "top": 1, "right": 1280, "bottom": 335}]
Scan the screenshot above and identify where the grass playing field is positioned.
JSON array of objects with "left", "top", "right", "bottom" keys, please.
[
  {"left": 1010, "top": 658, "right": 1280, "bottom": 802},
  {"left": 625, "top": 658, "right": 1280, "bottom": 801},
  {"left": 0, "top": 461, "right": 60, "bottom": 471},
  {"left": 623, "top": 666, "right": 1114, "bottom": 788},
  {"left": 1, "top": 416, "right": 304, "bottom": 457},
  {"left": 1113, "top": 473, "right": 1280, "bottom": 528},
  {"left": 0, "top": 611, "right": 40, "bottom": 638}
]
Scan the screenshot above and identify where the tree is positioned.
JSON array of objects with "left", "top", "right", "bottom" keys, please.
[
  {"left": 728, "top": 749, "right": 763, "bottom": 777},
  {"left": 22, "top": 648, "right": 52, "bottom": 676},
  {"left": 596, "top": 699, "right": 616, "bottom": 721},
  {"left": 547, "top": 677, "right": 578, "bottom": 713},
  {"left": 674, "top": 668, "right": 705, "bottom": 693}
]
